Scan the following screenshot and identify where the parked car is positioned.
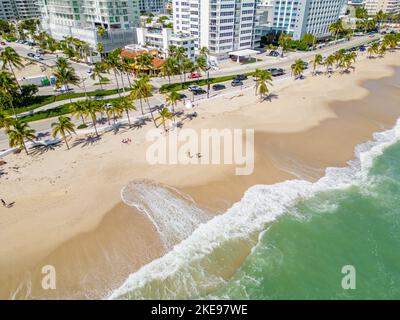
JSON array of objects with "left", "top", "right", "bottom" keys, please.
[
  {"left": 267, "top": 68, "right": 285, "bottom": 77},
  {"left": 234, "top": 75, "right": 248, "bottom": 81},
  {"left": 36, "top": 48, "right": 44, "bottom": 54},
  {"left": 231, "top": 79, "right": 243, "bottom": 87},
  {"left": 0, "top": 41, "right": 6, "bottom": 46},
  {"left": 27, "top": 52, "right": 35, "bottom": 58},
  {"left": 188, "top": 85, "right": 201, "bottom": 92},
  {"left": 54, "top": 86, "right": 74, "bottom": 93},
  {"left": 268, "top": 50, "right": 280, "bottom": 57},
  {"left": 359, "top": 45, "right": 366, "bottom": 52},
  {"left": 192, "top": 88, "right": 206, "bottom": 95},
  {"left": 188, "top": 72, "right": 202, "bottom": 79},
  {"left": 86, "top": 68, "right": 93, "bottom": 75},
  {"left": 212, "top": 84, "right": 226, "bottom": 91}
]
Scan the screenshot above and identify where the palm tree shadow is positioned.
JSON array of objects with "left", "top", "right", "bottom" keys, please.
[
  {"left": 71, "top": 135, "right": 101, "bottom": 148},
  {"left": 29, "top": 142, "right": 62, "bottom": 155},
  {"left": 0, "top": 169, "right": 7, "bottom": 178},
  {"left": 264, "top": 93, "right": 279, "bottom": 102},
  {"left": 130, "top": 117, "right": 151, "bottom": 130}
]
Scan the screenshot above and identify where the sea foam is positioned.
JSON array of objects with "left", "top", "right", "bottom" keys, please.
[{"left": 109, "top": 119, "right": 400, "bottom": 300}]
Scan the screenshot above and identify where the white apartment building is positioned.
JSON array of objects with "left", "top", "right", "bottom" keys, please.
[
  {"left": 15, "top": 0, "right": 40, "bottom": 19},
  {"left": 270, "top": 0, "right": 347, "bottom": 40},
  {"left": 136, "top": 27, "right": 196, "bottom": 60},
  {"left": 40, "top": 0, "right": 140, "bottom": 52},
  {"left": 173, "top": 0, "right": 269, "bottom": 59},
  {"left": 139, "top": 0, "right": 166, "bottom": 13},
  {"left": 0, "top": 0, "right": 40, "bottom": 20},
  {"left": 0, "top": 0, "right": 16, "bottom": 20},
  {"left": 364, "top": 0, "right": 400, "bottom": 15}
]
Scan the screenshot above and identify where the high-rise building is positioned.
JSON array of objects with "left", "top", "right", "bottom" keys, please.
[
  {"left": 173, "top": 0, "right": 270, "bottom": 59},
  {"left": 364, "top": 0, "right": 400, "bottom": 15},
  {"left": 0, "top": 0, "right": 40, "bottom": 20},
  {"left": 136, "top": 27, "right": 196, "bottom": 60},
  {"left": 0, "top": 1, "right": 16, "bottom": 20},
  {"left": 270, "top": 0, "right": 347, "bottom": 40},
  {"left": 139, "top": 0, "right": 166, "bottom": 13},
  {"left": 40, "top": 0, "right": 140, "bottom": 52}
]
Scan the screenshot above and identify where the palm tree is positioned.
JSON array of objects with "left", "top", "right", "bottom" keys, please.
[
  {"left": 121, "top": 57, "right": 134, "bottom": 88},
  {"left": 168, "top": 45, "right": 177, "bottom": 57},
  {"left": 117, "top": 97, "right": 136, "bottom": 127},
  {"left": 161, "top": 56, "right": 178, "bottom": 84},
  {"left": 199, "top": 46, "right": 209, "bottom": 57},
  {"left": 182, "top": 57, "right": 194, "bottom": 83},
  {"left": 6, "top": 119, "right": 36, "bottom": 154},
  {"left": 55, "top": 57, "right": 69, "bottom": 69},
  {"left": 341, "top": 52, "right": 357, "bottom": 72},
  {"left": 325, "top": 55, "right": 335, "bottom": 73},
  {"left": 0, "top": 70, "right": 18, "bottom": 116},
  {"left": 254, "top": 69, "right": 273, "bottom": 102},
  {"left": 165, "top": 91, "right": 181, "bottom": 121},
  {"left": 374, "top": 10, "right": 386, "bottom": 22},
  {"left": 0, "top": 46, "right": 23, "bottom": 89},
  {"left": 130, "top": 77, "right": 148, "bottom": 115},
  {"left": 378, "top": 44, "right": 387, "bottom": 57},
  {"left": 53, "top": 58, "right": 80, "bottom": 102},
  {"left": 104, "top": 48, "right": 122, "bottom": 96},
  {"left": 382, "top": 34, "right": 398, "bottom": 50},
  {"left": 91, "top": 62, "right": 107, "bottom": 90},
  {"left": 368, "top": 42, "right": 379, "bottom": 58},
  {"left": 134, "top": 53, "right": 153, "bottom": 76},
  {"left": 278, "top": 33, "right": 292, "bottom": 57},
  {"left": 96, "top": 42, "right": 104, "bottom": 59},
  {"left": 291, "top": 59, "right": 305, "bottom": 78},
  {"left": 106, "top": 103, "right": 122, "bottom": 128},
  {"left": 85, "top": 100, "right": 101, "bottom": 137},
  {"left": 194, "top": 55, "right": 207, "bottom": 79},
  {"left": 311, "top": 54, "right": 323, "bottom": 75},
  {"left": 156, "top": 107, "right": 172, "bottom": 132},
  {"left": 329, "top": 19, "right": 344, "bottom": 42},
  {"left": 137, "top": 75, "right": 157, "bottom": 126},
  {"left": 97, "top": 26, "right": 106, "bottom": 37},
  {"left": 0, "top": 110, "right": 12, "bottom": 130},
  {"left": 51, "top": 116, "right": 75, "bottom": 150},
  {"left": 334, "top": 49, "right": 346, "bottom": 69},
  {"left": 70, "top": 101, "right": 87, "bottom": 125}
]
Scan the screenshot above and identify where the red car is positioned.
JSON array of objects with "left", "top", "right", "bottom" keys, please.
[
  {"left": 0, "top": 42, "right": 6, "bottom": 45},
  {"left": 188, "top": 72, "right": 202, "bottom": 79}
]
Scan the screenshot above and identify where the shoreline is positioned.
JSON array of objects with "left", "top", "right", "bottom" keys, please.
[{"left": 0, "top": 51, "right": 399, "bottom": 299}]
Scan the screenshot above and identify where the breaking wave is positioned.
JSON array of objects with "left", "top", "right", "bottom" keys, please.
[{"left": 110, "top": 119, "right": 400, "bottom": 299}]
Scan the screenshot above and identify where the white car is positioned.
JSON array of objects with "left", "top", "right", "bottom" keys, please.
[
  {"left": 86, "top": 68, "right": 93, "bottom": 75},
  {"left": 188, "top": 85, "right": 201, "bottom": 92},
  {"left": 104, "top": 103, "right": 113, "bottom": 107}
]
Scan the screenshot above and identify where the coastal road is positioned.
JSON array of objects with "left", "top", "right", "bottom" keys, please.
[
  {"left": 8, "top": 34, "right": 380, "bottom": 95},
  {"left": 0, "top": 35, "right": 380, "bottom": 150}
]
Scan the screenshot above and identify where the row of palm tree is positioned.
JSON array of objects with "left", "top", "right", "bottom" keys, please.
[
  {"left": 0, "top": 46, "right": 24, "bottom": 117},
  {"left": 160, "top": 46, "right": 209, "bottom": 85}
]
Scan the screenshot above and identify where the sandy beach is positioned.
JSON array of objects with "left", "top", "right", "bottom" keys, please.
[{"left": 0, "top": 50, "right": 399, "bottom": 299}]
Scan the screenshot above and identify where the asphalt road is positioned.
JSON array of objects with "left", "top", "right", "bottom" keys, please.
[{"left": 0, "top": 35, "right": 380, "bottom": 150}]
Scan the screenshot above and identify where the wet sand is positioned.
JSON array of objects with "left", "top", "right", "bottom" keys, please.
[{"left": 0, "top": 51, "right": 399, "bottom": 299}]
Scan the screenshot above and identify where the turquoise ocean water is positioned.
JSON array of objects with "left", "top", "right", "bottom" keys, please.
[
  {"left": 213, "top": 139, "right": 400, "bottom": 299},
  {"left": 112, "top": 119, "right": 400, "bottom": 300}
]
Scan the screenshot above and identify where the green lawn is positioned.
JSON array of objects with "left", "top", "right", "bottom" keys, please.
[
  {"left": 12, "top": 87, "right": 131, "bottom": 115},
  {"left": 19, "top": 97, "right": 124, "bottom": 123}
]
